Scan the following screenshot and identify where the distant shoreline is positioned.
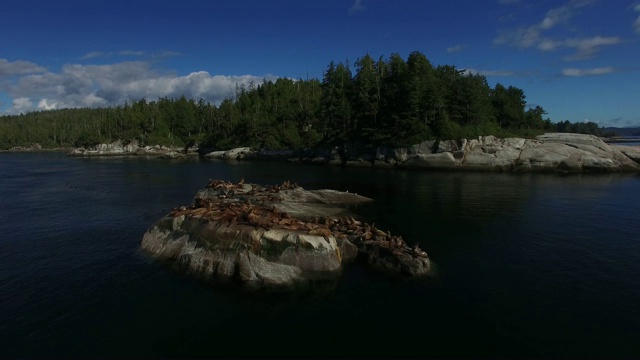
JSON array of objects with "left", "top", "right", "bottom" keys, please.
[
  {"left": 603, "top": 137, "right": 640, "bottom": 143},
  {"left": 5, "top": 136, "right": 640, "bottom": 152}
]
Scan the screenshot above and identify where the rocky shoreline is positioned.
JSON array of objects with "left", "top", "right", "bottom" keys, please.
[
  {"left": 200, "top": 133, "right": 640, "bottom": 173},
  {"left": 10, "top": 132, "right": 639, "bottom": 173},
  {"left": 141, "top": 179, "right": 431, "bottom": 291},
  {"left": 67, "top": 139, "right": 198, "bottom": 158}
]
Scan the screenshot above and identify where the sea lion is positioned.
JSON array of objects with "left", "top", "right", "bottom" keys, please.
[
  {"left": 191, "top": 207, "right": 208, "bottom": 216},
  {"left": 413, "top": 244, "right": 428, "bottom": 258},
  {"left": 308, "top": 227, "right": 332, "bottom": 238}
]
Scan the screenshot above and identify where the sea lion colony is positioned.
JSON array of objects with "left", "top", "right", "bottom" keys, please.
[{"left": 168, "top": 179, "right": 429, "bottom": 260}]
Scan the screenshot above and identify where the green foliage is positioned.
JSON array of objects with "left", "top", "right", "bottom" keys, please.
[
  {"left": 556, "top": 120, "right": 603, "bottom": 136},
  {"left": 492, "top": 84, "right": 526, "bottom": 129},
  {"left": 0, "top": 50, "right": 573, "bottom": 151}
]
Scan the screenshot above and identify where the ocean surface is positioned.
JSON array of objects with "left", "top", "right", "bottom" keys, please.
[{"left": 1, "top": 152, "right": 640, "bottom": 357}]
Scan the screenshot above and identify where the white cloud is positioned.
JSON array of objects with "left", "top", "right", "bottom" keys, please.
[
  {"left": 562, "top": 36, "right": 623, "bottom": 60},
  {"left": 493, "top": 24, "right": 542, "bottom": 48},
  {"left": 537, "top": 39, "right": 563, "bottom": 51},
  {"left": 495, "top": 1, "right": 622, "bottom": 62},
  {"left": 561, "top": 66, "right": 616, "bottom": 76},
  {"left": 38, "top": 98, "right": 57, "bottom": 110},
  {"left": 494, "top": 0, "right": 595, "bottom": 48},
  {"left": 446, "top": 44, "right": 468, "bottom": 53},
  {"left": 80, "top": 51, "right": 110, "bottom": 60},
  {"left": 349, "top": 0, "right": 365, "bottom": 15},
  {"left": 0, "top": 59, "right": 46, "bottom": 77},
  {"left": 1, "top": 59, "right": 277, "bottom": 114},
  {"left": 9, "top": 97, "right": 33, "bottom": 114},
  {"left": 537, "top": 35, "right": 623, "bottom": 60},
  {"left": 539, "top": 1, "right": 585, "bottom": 30}
]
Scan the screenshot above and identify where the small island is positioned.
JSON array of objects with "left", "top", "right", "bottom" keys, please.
[{"left": 141, "top": 179, "right": 431, "bottom": 291}]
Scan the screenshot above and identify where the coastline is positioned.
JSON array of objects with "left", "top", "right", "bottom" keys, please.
[{"left": 5, "top": 133, "right": 640, "bottom": 173}]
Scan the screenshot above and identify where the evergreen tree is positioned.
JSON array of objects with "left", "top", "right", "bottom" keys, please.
[
  {"left": 0, "top": 50, "right": 563, "bottom": 151},
  {"left": 321, "top": 61, "right": 353, "bottom": 143},
  {"left": 492, "top": 83, "right": 526, "bottom": 129}
]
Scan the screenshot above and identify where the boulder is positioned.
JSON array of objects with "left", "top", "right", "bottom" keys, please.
[
  {"left": 223, "top": 147, "right": 256, "bottom": 160},
  {"left": 360, "top": 242, "right": 430, "bottom": 277},
  {"left": 390, "top": 141, "right": 433, "bottom": 162},
  {"left": 504, "top": 137, "right": 527, "bottom": 149},
  {"left": 495, "top": 147, "right": 521, "bottom": 161},
  {"left": 437, "top": 139, "right": 462, "bottom": 153},
  {"left": 203, "top": 150, "right": 226, "bottom": 159}
]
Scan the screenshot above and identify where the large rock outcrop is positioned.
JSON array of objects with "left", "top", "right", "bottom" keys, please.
[
  {"left": 202, "top": 133, "right": 640, "bottom": 173},
  {"left": 202, "top": 147, "right": 257, "bottom": 160},
  {"left": 142, "top": 180, "right": 431, "bottom": 291},
  {"left": 382, "top": 134, "right": 640, "bottom": 172}
]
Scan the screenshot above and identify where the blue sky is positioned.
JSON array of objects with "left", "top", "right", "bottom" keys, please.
[{"left": 1, "top": 0, "right": 639, "bottom": 127}]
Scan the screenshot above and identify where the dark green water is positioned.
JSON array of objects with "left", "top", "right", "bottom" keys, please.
[{"left": 1, "top": 152, "right": 640, "bottom": 357}]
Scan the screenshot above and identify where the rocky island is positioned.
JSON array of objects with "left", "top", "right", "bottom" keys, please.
[{"left": 141, "top": 179, "right": 431, "bottom": 291}]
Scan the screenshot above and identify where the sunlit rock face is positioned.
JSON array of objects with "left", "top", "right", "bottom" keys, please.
[{"left": 382, "top": 133, "right": 640, "bottom": 173}]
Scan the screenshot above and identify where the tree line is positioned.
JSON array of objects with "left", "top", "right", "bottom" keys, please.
[{"left": 0, "top": 51, "right": 604, "bottom": 150}]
